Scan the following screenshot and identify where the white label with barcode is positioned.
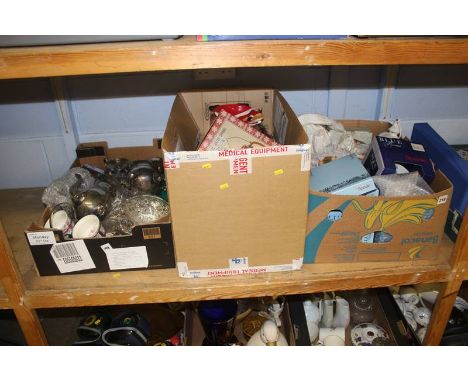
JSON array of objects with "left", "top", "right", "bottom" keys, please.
[{"left": 50, "top": 240, "right": 96, "bottom": 273}]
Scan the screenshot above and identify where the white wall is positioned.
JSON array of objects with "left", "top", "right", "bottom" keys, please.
[{"left": 1, "top": 65, "right": 467, "bottom": 188}]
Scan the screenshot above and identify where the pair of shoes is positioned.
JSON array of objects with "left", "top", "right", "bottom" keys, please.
[{"left": 74, "top": 310, "right": 151, "bottom": 346}]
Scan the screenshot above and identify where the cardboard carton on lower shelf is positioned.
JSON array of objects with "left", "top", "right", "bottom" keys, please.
[
  {"left": 25, "top": 140, "right": 176, "bottom": 276},
  {"left": 162, "top": 89, "right": 311, "bottom": 278},
  {"left": 305, "top": 120, "right": 453, "bottom": 264}
]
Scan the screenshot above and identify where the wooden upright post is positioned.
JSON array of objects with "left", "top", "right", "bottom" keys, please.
[
  {"left": 424, "top": 208, "right": 468, "bottom": 345},
  {"left": 0, "top": 221, "right": 47, "bottom": 345}
]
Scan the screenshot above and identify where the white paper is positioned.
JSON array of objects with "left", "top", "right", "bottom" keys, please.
[
  {"left": 163, "top": 152, "right": 180, "bottom": 170},
  {"left": 411, "top": 143, "right": 425, "bottom": 152},
  {"left": 437, "top": 195, "right": 448, "bottom": 205},
  {"left": 177, "top": 260, "right": 300, "bottom": 278},
  {"left": 50, "top": 240, "right": 96, "bottom": 273},
  {"left": 27, "top": 231, "right": 56, "bottom": 246},
  {"left": 297, "top": 145, "right": 312, "bottom": 171},
  {"left": 228, "top": 257, "right": 249, "bottom": 269},
  {"left": 101, "top": 243, "right": 149, "bottom": 270}
]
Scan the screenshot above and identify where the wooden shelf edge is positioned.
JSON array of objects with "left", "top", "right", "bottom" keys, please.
[
  {"left": 1, "top": 37, "right": 468, "bottom": 80},
  {"left": 0, "top": 285, "right": 11, "bottom": 308},
  {"left": 23, "top": 263, "right": 450, "bottom": 308}
]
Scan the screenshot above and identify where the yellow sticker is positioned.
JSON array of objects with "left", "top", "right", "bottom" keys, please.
[
  {"left": 219, "top": 183, "right": 229, "bottom": 190},
  {"left": 113, "top": 273, "right": 121, "bottom": 278},
  {"left": 274, "top": 169, "right": 284, "bottom": 176},
  {"left": 202, "top": 163, "right": 212, "bottom": 169}
]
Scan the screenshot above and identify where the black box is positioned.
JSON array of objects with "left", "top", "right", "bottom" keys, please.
[{"left": 25, "top": 140, "right": 175, "bottom": 276}]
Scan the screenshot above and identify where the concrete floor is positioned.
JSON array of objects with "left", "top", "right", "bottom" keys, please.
[
  {"left": 0, "top": 303, "right": 186, "bottom": 345},
  {"left": 0, "top": 307, "right": 87, "bottom": 345}
]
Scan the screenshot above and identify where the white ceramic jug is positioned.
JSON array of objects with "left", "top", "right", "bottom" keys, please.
[
  {"left": 332, "top": 296, "right": 350, "bottom": 328},
  {"left": 320, "top": 296, "right": 334, "bottom": 328}
]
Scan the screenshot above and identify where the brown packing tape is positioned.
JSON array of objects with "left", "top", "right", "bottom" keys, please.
[{"left": 339, "top": 119, "right": 392, "bottom": 134}]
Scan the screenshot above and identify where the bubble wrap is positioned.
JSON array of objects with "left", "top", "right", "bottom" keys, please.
[
  {"left": 42, "top": 168, "right": 94, "bottom": 207},
  {"left": 373, "top": 172, "right": 433, "bottom": 197}
]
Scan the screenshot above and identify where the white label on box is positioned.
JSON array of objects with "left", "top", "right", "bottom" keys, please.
[
  {"left": 50, "top": 240, "right": 96, "bottom": 274},
  {"left": 173, "top": 144, "right": 311, "bottom": 163},
  {"left": 177, "top": 262, "right": 190, "bottom": 277},
  {"left": 163, "top": 152, "right": 180, "bottom": 170},
  {"left": 101, "top": 243, "right": 149, "bottom": 270},
  {"left": 177, "top": 259, "right": 302, "bottom": 278},
  {"left": 292, "top": 258, "right": 303, "bottom": 270},
  {"left": 411, "top": 143, "right": 425, "bottom": 152},
  {"left": 229, "top": 156, "right": 252, "bottom": 175},
  {"left": 296, "top": 145, "right": 312, "bottom": 172},
  {"left": 228, "top": 257, "right": 249, "bottom": 269},
  {"left": 437, "top": 195, "right": 448, "bottom": 205},
  {"left": 27, "top": 231, "right": 56, "bottom": 246}
]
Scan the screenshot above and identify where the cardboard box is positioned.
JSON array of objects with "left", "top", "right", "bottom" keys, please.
[
  {"left": 287, "top": 289, "right": 410, "bottom": 346},
  {"left": 162, "top": 89, "right": 311, "bottom": 278},
  {"left": 305, "top": 120, "right": 453, "bottom": 264},
  {"left": 364, "top": 136, "right": 435, "bottom": 184},
  {"left": 183, "top": 301, "right": 295, "bottom": 346},
  {"left": 25, "top": 140, "right": 175, "bottom": 276},
  {"left": 198, "top": 110, "right": 279, "bottom": 150},
  {"left": 310, "top": 154, "right": 379, "bottom": 196}
]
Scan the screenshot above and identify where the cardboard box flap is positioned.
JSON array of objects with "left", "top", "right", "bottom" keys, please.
[
  {"left": 165, "top": 94, "right": 201, "bottom": 151},
  {"left": 340, "top": 119, "right": 392, "bottom": 135},
  {"left": 76, "top": 141, "right": 163, "bottom": 168},
  {"left": 430, "top": 170, "right": 453, "bottom": 193},
  {"left": 107, "top": 142, "right": 162, "bottom": 162},
  {"left": 180, "top": 89, "right": 275, "bottom": 137},
  {"left": 275, "top": 91, "right": 308, "bottom": 145},
  {"left": 163, "top": 89, "right": 309, "bottom": 153}
]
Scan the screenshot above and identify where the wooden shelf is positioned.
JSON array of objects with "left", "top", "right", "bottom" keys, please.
[
  {"left": 1, "top": 36, "right": 468, "bottom": 80},
  {"left": 0, "top": 188, "right": 454, "bottom": 309},
  {"left": 0, "top": 285, "right": 10, "bottom": 308}
]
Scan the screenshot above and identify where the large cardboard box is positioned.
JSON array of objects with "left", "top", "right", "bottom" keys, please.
[
  {"left": 305, "top": 120, "right": 453, "bottom": 264},
  {"left": 162, "top": 89, "right": 311, "bottom": 278},
  {"left": 25, "top": 140, "right": 175, "bottom": 276}
]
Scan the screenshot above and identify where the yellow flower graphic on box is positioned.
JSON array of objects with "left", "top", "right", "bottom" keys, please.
[
  {"left": 408, "top": 246, "right": 424, "bottom": 259},
  {"left": 352, "top": 198, "right": 438, "bottom": 231}
]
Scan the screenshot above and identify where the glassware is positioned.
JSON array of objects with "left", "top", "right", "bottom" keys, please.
[
  {"left": 349, "top": 289, "right": 375, "bottom": 325},
  {"left": 198, "top": 299, "right": 238, "bottom": 346}
]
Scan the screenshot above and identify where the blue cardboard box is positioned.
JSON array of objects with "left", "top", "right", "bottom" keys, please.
[{"left": 411, "top": 123, "right": 468, "bottom": 241}]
